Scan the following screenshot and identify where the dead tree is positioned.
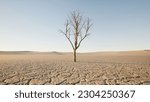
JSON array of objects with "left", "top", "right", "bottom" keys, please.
[{"left": 60, "top": 11, "right": 92, "bottom": 62}]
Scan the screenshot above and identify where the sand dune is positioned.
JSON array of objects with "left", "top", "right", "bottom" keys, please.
[
  {"left": 0, "top": 50, "right": 150, "bottom": 55},
  {"left": 0, "top": 50, "right": 150, "bottom": 85}
]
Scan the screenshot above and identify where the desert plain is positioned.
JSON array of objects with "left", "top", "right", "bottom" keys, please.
[{"left": 0, "top": 50, "right": 150, "bottom": 85}]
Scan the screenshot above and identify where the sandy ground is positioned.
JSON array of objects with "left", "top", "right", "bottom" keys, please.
[{"left": 0, "top": 51, "right": 150, "bottom": 85}]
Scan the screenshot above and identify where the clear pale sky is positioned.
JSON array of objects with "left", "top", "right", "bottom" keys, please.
[{"left": 0, "top": 0, "right": 150, "bottom": 52}]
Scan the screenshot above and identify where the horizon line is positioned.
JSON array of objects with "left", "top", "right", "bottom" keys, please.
[{"left": 0, "top": 49, "right": 150, "bottom": 53}]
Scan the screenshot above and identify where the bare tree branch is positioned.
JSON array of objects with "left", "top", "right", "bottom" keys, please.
[
  {"left": 59, "top": 19, "right": 75, "bottom": 50},
  {"left": 60, "top": 11, "right": 92, "bottom": 62}
]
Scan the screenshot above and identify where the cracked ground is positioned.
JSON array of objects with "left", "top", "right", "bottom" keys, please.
[{"left": 0, "top": 52, "right": 150, "bottom": 85}]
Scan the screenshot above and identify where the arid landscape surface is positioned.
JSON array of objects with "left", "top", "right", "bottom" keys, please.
[{"left": 0, "top": 50, "right": 150, "bottom": 85}]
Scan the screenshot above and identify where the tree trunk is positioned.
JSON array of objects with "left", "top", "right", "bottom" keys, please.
[{"left": 73, "top": 49, "right": 77, "bottom": 62}]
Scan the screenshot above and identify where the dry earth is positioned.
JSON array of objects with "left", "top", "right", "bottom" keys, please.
[{"left": 0, "top": 51, "right": 150, "bottom": 85}]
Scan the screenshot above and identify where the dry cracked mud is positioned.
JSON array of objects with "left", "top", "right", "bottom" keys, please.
[{"left": 0, "top": 52, "right": 150, "bottom": 85}]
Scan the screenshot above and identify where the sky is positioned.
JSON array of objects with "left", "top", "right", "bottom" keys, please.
[{"left": 0, "top": 0, "right": 150, "bottom": 52}]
